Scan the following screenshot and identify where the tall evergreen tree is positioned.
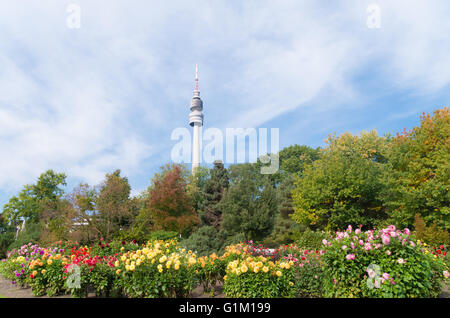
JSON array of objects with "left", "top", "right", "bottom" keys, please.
[
  {"left": 201, "top": 160, "right": 229, "bottom": 229},
  {"left": 221, "top": 164, "right": 278, "bottom": 241}
]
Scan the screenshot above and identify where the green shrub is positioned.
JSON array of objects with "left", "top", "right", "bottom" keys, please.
[
  {"left": 321, "top": 225, "right": 448, "bottom": 298},
  {"left": 413, "top": 214, "right": 450, "bottom": 246},
  {"left": 181, "top": 226, "right": 225, "bottom": 256},
  {"left": 8, "top": 222, "right": 42, "bottom": 251},
  {"left": 0, "top": 232, "right": 14, "bottom": 259},
  {"left": 292, "top": 228, "right": 331, "bottom": 250},
  {"left": 147, "top": 230, "right": 179, "bottom": 242}
]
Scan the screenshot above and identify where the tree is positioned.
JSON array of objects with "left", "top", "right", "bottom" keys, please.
[
  {"left": 220, "top": 163, "right": 278, "bottom": 241},
  {"left": 200, "top": 160, "right": 229, "bottom": 229},
  {"left": 2, "top": 170, "right": 66, "bottom": 225},
  {"left": 291, "top": 130, "right": 390, "bottom": 231},
  {"left": 382, "top": 108, "right": 450, "bottom": 231},
  {"left": 254, "top": 144, "right": 320, "bottom": 186},
  {"left": 147, "top": 164, "right": 199, "bottom": 237},
  {"left": 94, "top": 170, "right": 136, "bottom": 240}
]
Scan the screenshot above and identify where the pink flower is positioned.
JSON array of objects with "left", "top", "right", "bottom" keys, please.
[
  {"left": 382, "top": 235, "right": 390, "bottom": 245},
  {"left": 364, "top": 243, "right": 372, "bottom": 251},
  {"left": 350, "top": 242, "right": 355, "bottom": 249},
  {"left": 322, "top": 239, "right": 328, "bottom": 246},
  {"left": 386, "top": 250, "right": 391, "bottom": 255},
  {"left": 342, "top": 245, "right": 348, "bottom": 250},
  {"left": 443, "top": 271, "right": 449, "bottom": 278},
  {"left": 359, "top": 240, "right": 364, "bottom": 246},
  {"left": 397, "top": 258, "right": 406, "bottom": 264},
  {"left": 347, "top": 225, "right": 353, "bottom": 232},
  {"left": 404, "top": 228, "right": 411, "bottom": 235},
  {"left": 346, "top": 254, "right": 355, "bottom": 261},
  {"left": 374, "top": 279, "right": 380, "bottom": 289},
  {"left": 355, "top": 229, "right": 361, "bottom": 235},
  {"left": 382, "top": 273, "right": 390, "bottom": 280},
  {"left": 367, "top": 269, "right": 376, "bottom": 278},
  {"left": 333, "top": 278, "right": 337, "bottom": 285},
  {"left": 387, "top": 225, "right": 396, "bottom": 232}
]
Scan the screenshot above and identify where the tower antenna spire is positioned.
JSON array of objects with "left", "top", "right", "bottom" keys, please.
[{"left": 195, "top": 64, "right": 199, "bottom": 92}]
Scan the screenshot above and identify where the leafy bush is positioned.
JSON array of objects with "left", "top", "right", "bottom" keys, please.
[
  {"left": 148, "top": 230, "right": 179, "bottom": 242},
  {"left": 292, "top": 228, "right": 331, "bottom": 250},
  {"left": 413, "top": 214, "right": 450, "bottom": 246},
  {"left": 321, "top": 225, "right": 448, "bottom": 298},
  {"left": 8, "top": 222, "right": 42, "bottom": 251},
  {"left": 223, "top": 254, "right": 296, "bottom": 298},
  {"left": 181, "top": 226, "right": 225, "bottom": 256},
  {"left": 0, "top": 232, "right": 14, "bottom": 259}
]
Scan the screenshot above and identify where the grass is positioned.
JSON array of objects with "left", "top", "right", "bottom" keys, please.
[{"left": 0, "top": 294, "right": 6, "bottom": 298}]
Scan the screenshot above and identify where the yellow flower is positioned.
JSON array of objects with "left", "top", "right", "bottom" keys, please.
[
  {"left": 116, "top": 269, "right": 121, "bottom": 275},
  {"left": 159, "top": 255, "right": 167, "bottom": 263},
  {"left": 125, "top": 264, "right": 130, "bottom": 271},
  {"left": 121, "top": 255, "right": 127, "bottom": 262},
  {"left": 276, "top": 271, "right": 282, "bottom": 277},
  {"left": 130, "top": 264, "right": 136, "bottom": 271},
  {"left": 157, "top": 264, "right": 163, "bottom": 273},
  {"left": 223, "top": 275, "right": 227, "bottom": 281},
  {"left": 241, "top": 264, "right": 248, "bottom": 273},
  {"left": 253, "top": 267, "right": 260, "bottom": 273},
  {"left": 32, "top": 270, "right": 38, "bottom": 276},
  {"left": 41, "top": 269, "right": 46, "bottom": 275},
  {"left": 262, "top": 266, "right": 269, "bottom": 273},
  {"left": 115, "top": 261, "right": 120, "bottom": 267},
  {"left": 289, "top": 281, "right": 294, "bottom": 286},
  {"left": 47, "top": 259, "right": 53, "bottom": 265},
  {"left": 174, "top": 263, "right": 180, "bottom": 270}
]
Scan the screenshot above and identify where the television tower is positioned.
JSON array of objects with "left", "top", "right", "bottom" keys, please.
[{"left": 189, "top": 64, "right": 203, "bottom": 173}]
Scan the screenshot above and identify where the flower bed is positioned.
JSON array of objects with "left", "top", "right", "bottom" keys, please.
[{"left": 0, "top": 228, "right": 448, "bottom": 298}]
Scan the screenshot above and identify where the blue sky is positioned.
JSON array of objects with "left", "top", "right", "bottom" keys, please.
[{"left": 0, "top": 0, "right": 449, "bottom": 207}]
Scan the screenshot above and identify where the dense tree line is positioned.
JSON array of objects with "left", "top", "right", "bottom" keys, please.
[{"left": 0, "top": 108, "right": 448, "bottom": 257}]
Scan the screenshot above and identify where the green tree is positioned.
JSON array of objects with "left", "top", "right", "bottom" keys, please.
[
  {"left": 199, "top": 160, "right": 229, "bottom": 229},
  {"left": 291, "top": 130, "right": 390, "bottom": 231},
  {"left": 382, "top": 107, "right": 450, "bottom": 230},
  {"left": 220, "top": 163, "right": 278, "bottom": 241},
  {"left": 2, "top": 170, "right": 66, "bottom": 225},
  {"left": 94, "top": 170, "right": 136, "bottom": 240}
]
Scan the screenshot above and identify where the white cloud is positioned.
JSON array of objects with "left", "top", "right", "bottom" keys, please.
[{"left": 0, "top": 0, "right": 449, "bottom": 196}]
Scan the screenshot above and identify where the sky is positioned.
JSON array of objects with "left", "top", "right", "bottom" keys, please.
[{"left": 0, "top": 0, "right": 449, "bottom": 207}]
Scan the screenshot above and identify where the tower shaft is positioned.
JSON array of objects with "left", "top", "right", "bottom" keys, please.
[{"left": 189, "top": 64, "right": 204, "bottom": 174}]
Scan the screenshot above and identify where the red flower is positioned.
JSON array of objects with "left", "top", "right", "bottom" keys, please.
[
  {"left": 437, "top": 249, "right": 442, "bottom": 254},
  {"left": 30, "top": 274, "right": 34, "bottom": 279},
  {"left": 440, "top": 245, "right": 444, "bottom": 249}
]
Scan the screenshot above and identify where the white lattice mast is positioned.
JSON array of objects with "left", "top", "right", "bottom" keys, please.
[{"left": 189, "top": 64, "right": 204, "bottom": 173}]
